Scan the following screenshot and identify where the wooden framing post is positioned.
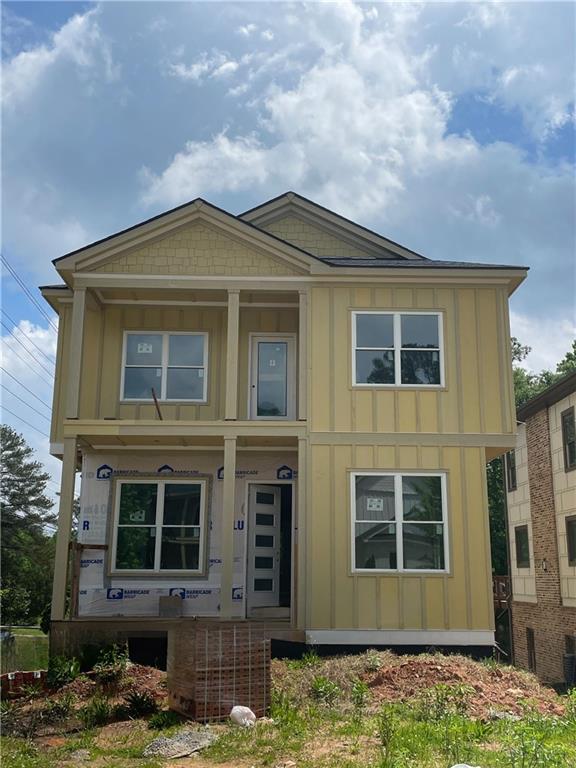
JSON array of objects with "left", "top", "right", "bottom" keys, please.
[
  {"left": 65, "top": 287, "right": 86, "bottom": 419},
  {"left": 296, "top": 436, "right": 307, "bottom": 629},
  {"left": 51, "top": 437, "right": 77, "bottom": 620},
  {"left": 298, "top": 290, "right": 308, "bottom": 421},
  {"left": 225, "top": 289, "right": 240, "bottom": 420},
  {"left": 219, "top": 436, "right": 237, "bottom": 617}
]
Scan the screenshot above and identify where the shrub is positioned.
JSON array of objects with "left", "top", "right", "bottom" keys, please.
[
  {"left": 310, "top": 675, "right": 340, "bottom": 705},
  {"left": 123, "top": 690, "right": 159, "bottom": 717},
  {"left": 148, "top": 710, "right": 183, "bottom": 730},
  {"left": 46, "top": 655, "right": 80, "bottom": 690},
  {"left": 43, "top": 693, "right": 75, "bottom": 723},
  {"left": 93, "top": 643, "right": 129, "bottom": 686},
  {"left": 79, "top": 695, "right": 112, "bottom": 728}
]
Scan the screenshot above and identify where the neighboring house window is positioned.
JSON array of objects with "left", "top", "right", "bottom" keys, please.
[
  {"left": 561, "top": 407, "right": 576, "bottom": 471},
  {"left": 515, "top": 525, "right": 530, "bottom": 569},
  {"left": 352, "top": 312, "right": 443, "bottom": 386},
  {"left": 566, "top": 516, "right": 576, "bottom": 567},
  {"left": 122, "top": 332, "right": 208, "bottom": 401},
  {"left": 505, "top": 451, "right": 517, "bottom": 492},
  {"left": 526, "top": 627, "right": 536, "bottom": 672},
  {"left": 112, "top": 479, "right": 206, "bottom": 573},
  {"left": 352, "top": 473, "right": 447, "bottom": 572}
]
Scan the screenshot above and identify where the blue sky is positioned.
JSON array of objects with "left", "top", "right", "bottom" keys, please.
[{"left": 1, "top": 1, "right": 575, "bottom": 493}]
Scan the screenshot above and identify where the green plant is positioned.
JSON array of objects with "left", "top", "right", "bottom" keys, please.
[
  {"left": 19, "top": 682, "right": 43, "bottom": 699},
  {"left": 301, "top": 648, "right": 320, "bottom": 666},
  {"left": 46, "top": 654, "right": 80, "bottom": 690},
  {"left": 310, "top": 675, "right": 340, "bottom": 705},
  {"left": 79, "top": 695, "right": 112, "bottom": 728},
  {"left": 93, "top": 643, "right": 129, "bottom": 686},
  {"left": 376, "top": 704, "right": 398, "bottom": 768},
  {"left": 270, "top": 689, "right": 306, "bottom": 735},
  {"left": 43, "top": 692, "right": 75, "bottom": 722},
  {"left": 365, "top": 650, "right": 383, "bottom": 672},
  {"left": 148, "top": 709, "right": 184, "bottom": 730},
  {"left": 351, "top": 678, "right": 370, "bottom": 711},
  {"left": 565, "top": 686, "right": 576, "bottom": 723},
  {"left": 123, "top": 689, "right": 159, "bottom": 717},
  {"left": 418, "top": 682, "right": 474, "bottom": 721}
]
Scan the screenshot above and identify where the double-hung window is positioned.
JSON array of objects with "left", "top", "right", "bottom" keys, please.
[
  {"left": 514, "top": 525, "right": 530, "bottom": 569},
  {"left": 561, "top": 407, "right": 576, "bottom": 472},
  {"left": 351, "top": 472, "right": 448, "bottom": 572},
  {"left": 505, "top": 451, "right": 517, "bottom": 492},
  {"left": 353, "top": 312, "right": 443, "bottom": 386},
  {"left": 112, "top": 478, "right": 207, "bottom": 573},
  {"left": 122, "top": 332, "right": 208, "bottom": 401}
]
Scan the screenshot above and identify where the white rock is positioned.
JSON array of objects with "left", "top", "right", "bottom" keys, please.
[
  {"left": 450, "top": 764, "right": 481, "bottom": 768},
  {"left": 230, "top": 705, "right": 257, "bottom": 727}
]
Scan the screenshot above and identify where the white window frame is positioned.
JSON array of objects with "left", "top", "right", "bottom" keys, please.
[
  {"left": 111, "top": 477, "right": 207, "bottom": 575},
  {"left": 351, "top": 311, "right": 444, "bottom": 388},
  {"left": 248, "top": 333, "right": 297, "bottom": 420},
  {"left": 350, "top": 471, "right": 449, "bottom": 574},
  {"left": 120, "top": 331, "right": 208, "bottom": 402}
]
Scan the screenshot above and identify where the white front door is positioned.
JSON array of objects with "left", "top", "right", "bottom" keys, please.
[
  {"left": 247, "top": 485, "right": 281, "bottom": 612},
  {"left": 250, "top": 335, "right": 296, "bottom": 419}
]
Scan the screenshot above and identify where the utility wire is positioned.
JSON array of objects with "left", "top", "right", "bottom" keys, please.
[
  {"left": 1, "top": 308, "right": 56, "bottom": 366},
  {"left": 1, "top": 321, "right": 55, "bottom": 379},
  {"left": 1, "top": 384, "right": 52, "bottom": 422},
  {"left": 1, "top": 406, "right": 50, "bottom": 438},
  {"left": 1, "top": 255, "right": 59, "bottom": 334},
  {"left": 0, "top": 368, "right": 51, "bottom": 410}
]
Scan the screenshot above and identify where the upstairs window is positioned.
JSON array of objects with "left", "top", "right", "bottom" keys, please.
[
  {"left": 561, "top": 407, "right": 576, "bottom": 472},
  {"left": 566, "top": 516, "right": 576, "bottom": 567},
  {"left": 353, "top": 312, "right": 443, "bottom": 386},
  {"left": 122, "top": 332, "right": 207, "bottom": 402},
  {"left": 505, "top": 451, "right": 517, "bottom": 492},
  {"left": 352, "top": 472, "right": 448, "bottom": 572},
  {"left": 112, "top": 479, "right": 206, "bottom": 573},
  {"left": 515, "top": 525, "right": 530, "bottom": 569}
]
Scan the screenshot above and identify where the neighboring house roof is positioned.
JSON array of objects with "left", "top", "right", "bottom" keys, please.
[{"left": 517, "top": 371, "right": 576, "bottom": 421}]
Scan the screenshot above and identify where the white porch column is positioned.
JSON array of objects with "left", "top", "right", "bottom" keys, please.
[
  {"left": 51, "top": 437, "right": 77, "bottom": 620},
  {"left": 296, "top": 436, "right": 307, "bottom": 629},
  {"left": 219, "top": 436, "right": 237, "bottom": 617},
  {"left": 65, "top": 288, "right": 86, "bottom": 419},
  {"left": 225, "top": 289, "right": 240, "bottom": 420},
  {"left": 298, "top": 290, "right": 308, "bottom": 421}
]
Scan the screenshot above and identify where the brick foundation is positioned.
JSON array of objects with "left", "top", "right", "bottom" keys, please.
[{"left": 512, "top": 409, "right": 576, "bottom": 684}]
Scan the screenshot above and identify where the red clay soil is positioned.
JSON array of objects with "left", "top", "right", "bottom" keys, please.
[
  {"left": 364, "top": 656, "right": 564, "bottom": 718},
  {"left": 60, "top": 663, "right": 167, "bottom": 704}
]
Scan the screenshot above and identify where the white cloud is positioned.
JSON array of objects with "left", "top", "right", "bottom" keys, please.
[
  {"left": 2, "top": 8, "right": 117, "bottom": 108},
  {"left": 510, "top": 311, "right": 576, "bottom": 374},
  {"left": 237, "top": 23, "right": 257, "bottom": 37},
  {"left": 167, "top": 51, "right": 240, "bottom": 82}
]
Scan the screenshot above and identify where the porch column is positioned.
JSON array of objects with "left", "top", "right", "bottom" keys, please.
[
  {"left": 51, "top": 437, "right": 77, "bottom": 620},
  {"left": 220, "top": 436, "right": 237, "bottom": 617},
  {"left": 65, "top": 287, "right": 86, "bottom": 419},
  {"left": 296, "top": 436, "right": 307, "bottom": 629},
  {"left": 298, "top": 290, "right": 308, "bottom": 421},
  {"left": 225, "top": 289, "right": 240, "bottom": 420}
]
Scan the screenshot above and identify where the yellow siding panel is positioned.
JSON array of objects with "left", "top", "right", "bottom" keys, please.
[
  {"left": 402, "top": 578, "right": 423, "bottom": 629},
  {"left": 478, "top": 289, "right": 503, "bottom": 434},
  {"left": 444, "top": 448, "right": 469, "bottom": 629},
  {"left": 310, "top": 288, "right": 331, "bottom": 431},
  {"left": 309, "top": 445, "right": 333, "bottom": 627},
  {"left": 458, "top": 289, "right": 482, "bottom": 433},
  {"left": 333, "top": 446, "right": 355, "bottom": 628},
  {"left": 333, "top": 289, "right": 352, "bottom": 431}
]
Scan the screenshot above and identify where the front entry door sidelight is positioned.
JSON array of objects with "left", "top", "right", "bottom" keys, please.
[
  {"left": 247, "top": 485, "right": 281, "bottom": 612},
  {"left": 250, "top": 335, "right": 296, "bottom": 419}
]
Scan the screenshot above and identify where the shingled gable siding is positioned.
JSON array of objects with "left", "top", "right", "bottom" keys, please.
[{"left": 512, "top": 407, "right": 576, "bottom": 683}]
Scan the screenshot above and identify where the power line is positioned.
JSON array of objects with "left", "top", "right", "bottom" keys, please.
[
  {"left": 0, "top": 322, "right": 55, "bottom": 381},
  {"left": 1, "top": 309, "right": 56, "bottom": 366},
  {"left": 1, "top": 384, "right": 52, "bottom": 422},
  {"left": 0, "top": 368, "right": 51, "bottom": 410},
  {"left": 1, "top": 406, "right": 50, "bottom": 438},
  {"left": 1, "top": 255, "right": 59, "bottom": 334}
]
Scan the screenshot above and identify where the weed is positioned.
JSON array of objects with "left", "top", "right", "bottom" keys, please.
[
  {"left": 565, "top": 686, "right": 576, "bottom": 723},
  {"left": 43, "top": 692, "right": 75, "bottom": 722},
  {"left": 310, "top": 675, "right": 340, "bottom": 705},
  {"left": 93, "top": 642, "right": 129, "bottom": 686},
  {"left": 46, "top": 655, "right": 80, "bottom": 690},
  {"left": 376, "top": 704, "right": 398, "bottom": 768},
  {"left": 418, "top": 682, "right": 474, "bottom": 721},
  {"left": 123, "top": 689, "right": 159, "bottom": 717},
  {"left": 148, "top": 709, "right": 184, "bottom": 730},
  {"left": 79, "top": 695, "right": 112, "bottom": 728},
  {"left": 351, "top": 678, "right": 370, "bottom": 711},
  {"left": 19, "top": 682, "right": 43, "bottom": 699},
  {"left": 365, "top": 650, "right": 383, "bottom": 672}
]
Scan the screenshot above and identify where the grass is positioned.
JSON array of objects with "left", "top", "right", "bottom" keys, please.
[
  {"left": 3, "top": 627, "right": 46, "bottom": 638},
  {"left": 1, "top": 634, "right": 49, "bottom": 673}
]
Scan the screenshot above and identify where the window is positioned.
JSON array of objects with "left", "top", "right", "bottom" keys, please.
[
  {"left": 515, "top": 525, "right": 530, "bottom": 569},
  {"left": 353, "top": 312, "right": 443, "bottom": 387},
  {"left": 561, "top": 407, "right": 576, "bottom": 472},
  {"left": 566, "top": 516, "right": 576, "bottom": 567},
  {"left": 112, "top": 479, "right": 206, "bottom": 573},
  {"left": 351, "top": 473, "right": 448, "bottom": 572},
  {"left": 122, "top": 332, "right": 207, "bottom": 401},
  {"left": 505, "top": 451, "right": 517, "bottom": 492},
  {"left": 526, "top": 627, "right": 536, "bottom": 672}
]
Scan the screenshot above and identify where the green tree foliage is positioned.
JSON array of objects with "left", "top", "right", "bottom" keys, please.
[
  {"left": 1, "top": 425, "right": 56, "bottom": 625},
  {"left": 488, "top": 339, "right": 576, "bottom": 575}
]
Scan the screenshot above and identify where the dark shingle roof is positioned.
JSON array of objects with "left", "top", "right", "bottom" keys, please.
[{"left": 319, "top": 257, "right": 529, "bottom": 270}]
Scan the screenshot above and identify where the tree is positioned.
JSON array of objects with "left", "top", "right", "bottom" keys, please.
[{"left": 1, "top": 425, "right": 56, "bottom": 624}]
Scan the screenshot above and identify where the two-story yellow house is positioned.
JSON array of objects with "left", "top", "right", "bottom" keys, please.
[{"left": 42, "top": 192, "right": 527, "bottom": 655}]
